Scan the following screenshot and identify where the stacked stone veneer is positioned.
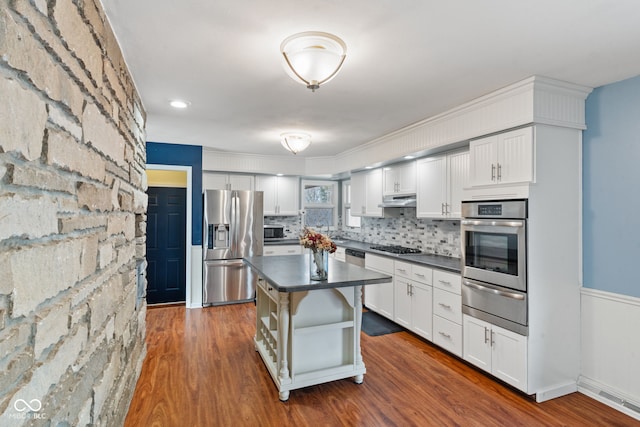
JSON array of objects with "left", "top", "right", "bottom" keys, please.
[{"left": 0, "top": 0, "right": 147, "bottom": 425}]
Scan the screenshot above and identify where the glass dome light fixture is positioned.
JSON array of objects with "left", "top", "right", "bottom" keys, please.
[
  {"left": 280, "top": 31, "right": 347, "bottom": 92},
  {"left": 280, "top": 132, "right": 312, "bottom": 155}
]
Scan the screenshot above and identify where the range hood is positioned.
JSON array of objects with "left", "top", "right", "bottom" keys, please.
[{"left": 378, "top": 194, "right": 417, "bottom": 208}]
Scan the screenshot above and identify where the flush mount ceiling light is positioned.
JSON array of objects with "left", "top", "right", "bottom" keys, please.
[
  {"left": 170, "top": 100, "right": 190, "bottom": 109},
  {"left": 280, "top": 132, "right": 311, "bottom": 155},
  {"left": 280, "top": 31, "right": 347, "bottom": 92}
]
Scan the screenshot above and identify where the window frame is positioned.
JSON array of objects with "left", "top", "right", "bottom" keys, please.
[{"left": 301, "top": 179, "right": 339, "bottom": 230}]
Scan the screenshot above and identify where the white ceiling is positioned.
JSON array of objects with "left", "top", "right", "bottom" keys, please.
[{"left": 101, "top": 0, "right": 640, "bottom": 158}]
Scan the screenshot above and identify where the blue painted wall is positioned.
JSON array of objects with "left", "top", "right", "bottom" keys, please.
[
  {"left": 146, "top": 142, "right": 203, "bottom": 245},
  {"left": 583, "top": 75, "right": 640, "bottom": 297}
]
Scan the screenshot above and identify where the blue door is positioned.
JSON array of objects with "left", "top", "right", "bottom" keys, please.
[{"left": 146, "top": 186, "right": 187, "bottom": 304}]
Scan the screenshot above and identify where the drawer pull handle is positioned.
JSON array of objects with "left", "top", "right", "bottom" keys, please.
[
  {"left": 438, "top": 331, "right": 451, "bottom": 339},
  {"left": 439, "top": 280, "right": 451, "bottom": 286},
  {"left": 415, "top": 273, "right": 425, "bottom": 278},
  {"left": 438, "top": 303, "right": 452, "bottom": 310}
]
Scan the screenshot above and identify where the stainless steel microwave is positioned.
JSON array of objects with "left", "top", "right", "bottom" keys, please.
[{"left": 264, "top": 224, "right": 285, "bottom": 240}]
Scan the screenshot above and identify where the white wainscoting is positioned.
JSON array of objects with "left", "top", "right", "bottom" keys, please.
[{"left": 579, "top": 288, "right": 640, "bottom": 420}]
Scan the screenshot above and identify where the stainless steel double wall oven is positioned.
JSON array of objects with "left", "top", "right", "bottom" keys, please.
[{"left": 461, "top": 200, "right": 528, "bottom": 335}]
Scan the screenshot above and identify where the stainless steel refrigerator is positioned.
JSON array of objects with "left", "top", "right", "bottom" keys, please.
[{"left": 203, "top": 190, "right": 263, "bottom": 305}]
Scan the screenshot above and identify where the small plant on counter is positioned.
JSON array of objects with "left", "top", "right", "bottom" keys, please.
[{"left": 299, "top": 227, "right": 337, "bottom": 254}]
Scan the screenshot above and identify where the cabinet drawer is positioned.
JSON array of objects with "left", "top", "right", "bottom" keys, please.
[
  {"left": 366, "top": 254, "right": 395, "bottom": 274},
  {"left": 394, "top": 261, "right": 412, "bottom": 279},
  {"left": 433, "top": 288, "right": 462, "bottom": 324},
  {"left": 410, "top": 264, "right": 432, "bottom": 285},
  {"left": 433, "top": 270, "right": 461, "bottom": 294},
  {"left": 264, "top": 245, "right": 302, "bottom": 256},
  {"left": 258, "top": 278, "right": 279, "bottom": 301},
  {"left": 433, "top": 316, "right": 462, "bottom": 357}
]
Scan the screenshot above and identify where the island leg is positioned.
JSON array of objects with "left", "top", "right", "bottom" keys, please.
[
  {"left": 354, "top": 285, "right": 365, "bottom": 384},
  {"left": 279, "top": 390, "right": 290, "bottom": 401},
  {"left": 278, "top": 292, "right": 291, "bottom": 386}
]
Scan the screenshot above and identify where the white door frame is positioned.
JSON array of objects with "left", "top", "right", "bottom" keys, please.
[{"left": 146, "top": 164, "right": 194, "bottom": 306}]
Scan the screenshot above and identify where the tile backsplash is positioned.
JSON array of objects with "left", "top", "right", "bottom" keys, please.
[{"left": 265, "top": 209, "right": 461, "bottom": 258}]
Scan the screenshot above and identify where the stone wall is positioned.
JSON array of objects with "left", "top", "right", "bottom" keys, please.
[{"left": 0, "top": 0, "right": 147, "bottom": 425}]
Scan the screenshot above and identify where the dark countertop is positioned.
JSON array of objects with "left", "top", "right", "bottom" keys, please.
[
  {"left": 263, "top": 238, "right": 461, "bottom": 273},
  {"left": 245, "top": 255, "right": 392, "bottom": 293}
]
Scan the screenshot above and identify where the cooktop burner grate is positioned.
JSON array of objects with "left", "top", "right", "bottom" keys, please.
[{"left": 369, "top": 245, "right": 422, "bottom": 255}]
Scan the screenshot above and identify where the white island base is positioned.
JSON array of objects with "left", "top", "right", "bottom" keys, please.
[{"left": 254, "top": 278, "right": 366, "bottom": 401}]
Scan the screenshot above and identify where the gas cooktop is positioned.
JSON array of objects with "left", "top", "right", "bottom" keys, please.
[{"left": 369, "top": 245, "right": 422, "bottom": 255}]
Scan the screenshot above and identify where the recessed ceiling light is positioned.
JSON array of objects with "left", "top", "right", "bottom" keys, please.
[
  {"left": 404, "top": 155, "right": 415, "bottom": 160},
  {"left": 170, "top": 100, "right": 190, "bottom": 109}
]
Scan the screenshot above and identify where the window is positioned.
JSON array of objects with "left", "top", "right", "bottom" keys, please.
[
  {"left": 302, "top": 180, "right": 338, "bottom": 229},
  {"left": 342, "top": 180, "right": 361, "bottom": 228}
]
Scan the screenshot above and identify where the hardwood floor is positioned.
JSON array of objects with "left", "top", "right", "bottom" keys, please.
[{"left": 124, "top": 303, "right": 638, "bottom": 426}]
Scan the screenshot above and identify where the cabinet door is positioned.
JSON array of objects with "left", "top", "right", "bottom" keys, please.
[
  {"left": 447, "top": 150, "right": 469, "bottom": 218},
  {"left": 491, "top": 325, "right": 528, "bottom": 391},
  {"left": 463, "top": 315, "right": 492, "bottom": 373},
  {"left": 203, "top": 172, "right": 230, "bottom": 190},
  {"left": 394, "top": 277, "right": 412, "bottom": 328},
  {"left": 469, "top": 135, "right": 498, "bottom": 187},
  {"left": 350, "top": 172, "right": 366, "bottom": 216},
  {"left": 229, "top": 174, "right": 254, "bottom": 191},
  {"left": 365, "top": 168, "right": 383, "bottom": 217},
  {"left": 416, "top": 156, "right": 446, "bottom": 218},
  {"left": 276, "top": 176, "right": 299, "bottom": 215},
  {"left": 377, "top": 281, "right": 394, "bottom": 320},
  {"left": 383, "top": 162, "right": 416, "bottom": 196},
  {"left": 255, "top": 176, "right": 277, "bottom": 215},
  {"left": 382, "top": 167, "right": 398, "bottom": 196},
  {"left": 397, "top": 161, "right": 416, "bottom": 195},
  {"left": 498, "top": 127, "right": 533, "bottom": 185},
  {"left": 411, "top": 282, "right": 433, "bottom": 341}
]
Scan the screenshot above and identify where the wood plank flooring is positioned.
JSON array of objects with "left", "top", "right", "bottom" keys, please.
[{"left": 124, "top": 303, "right": 638, "bottom": 426}]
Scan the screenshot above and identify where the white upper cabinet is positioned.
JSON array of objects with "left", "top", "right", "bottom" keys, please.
[
  {"left": 350, "top": 169, "right": 383, "bottom": 217},
  {"left": 383, "top": 161, "right": 416, "bottom": 196},
  {"left": 469, "top": 127, "right": 533, "bottom": 187},
  {"left": 416, "top": 150, "right": 469, "bottom": 219},
  {"left": 203, "top": 172, "right": 254, "bottom": 191},
  {"left": 255, "top": 176, "right": 299, "bottom": 216},
  {"left": 350, "top": 172, "right": 366, "bottom": 216}
]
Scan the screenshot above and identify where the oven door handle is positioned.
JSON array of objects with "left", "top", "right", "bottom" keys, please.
[
  {"left": 463, "top": 280, "right": 525, "bottom": 300},
  {"left": 461, "top": 219, "right": 524, "bottom": 227}
]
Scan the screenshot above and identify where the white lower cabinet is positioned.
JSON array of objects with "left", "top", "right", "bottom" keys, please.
[
  {"left": 263, "top": 245, "right": 302, "bottom": 256},
  {"left": 432, "top": 270, "right": 462, "bottom": 356},
  {"left": 331, "top": 246, "right": 346, "bottom": 262},
  {"left": 463, "top": 314, "right": 528, "bottom": 392},
  {"left": 364, "top": 254, "right": 394, "bottom": 320},
  {"left": 394, "top": 261, "right": 433, "bottom": 341}
]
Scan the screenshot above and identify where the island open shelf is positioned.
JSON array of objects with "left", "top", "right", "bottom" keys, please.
[{"left": 246, "top": 255, "right": 392, "bottom": 401}]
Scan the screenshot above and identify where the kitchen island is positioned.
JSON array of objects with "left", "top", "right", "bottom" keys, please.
[{"left": 245, "top": 254, "right": 392, "bottom": 401}]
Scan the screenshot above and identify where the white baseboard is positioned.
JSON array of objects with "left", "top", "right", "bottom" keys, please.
[
  {"left": 579, "top": 377, "right": 640, "bottom": 421},
  {"left": 535, "top": 382, "right": 577, "bottom": 403}
]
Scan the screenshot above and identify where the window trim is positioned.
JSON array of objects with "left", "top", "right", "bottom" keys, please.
[{"left": 301, "top": 179, "right": 338, "bottom": 230}]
